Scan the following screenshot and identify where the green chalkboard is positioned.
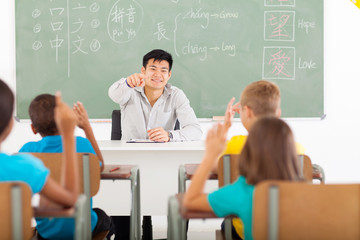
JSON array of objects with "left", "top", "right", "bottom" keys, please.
[{"left": 16, "top": 0, "right": 323, "bottom": 119}]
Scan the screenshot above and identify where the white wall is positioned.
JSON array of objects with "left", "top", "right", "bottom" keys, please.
[{"left": 1, "top": 0, "right": 360, "bottom": 183}]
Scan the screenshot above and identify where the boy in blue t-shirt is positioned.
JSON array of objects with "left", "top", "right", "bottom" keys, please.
[
  {"left": 19, "top": 94, "right": 113, "bottom": 240},
  {"left": 0, "top": 79, "right": 81, "bottom": 240}
]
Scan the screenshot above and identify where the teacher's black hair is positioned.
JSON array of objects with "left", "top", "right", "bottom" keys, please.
[{"left": 143, "top": 49, "right": 173, "bottom": 71}]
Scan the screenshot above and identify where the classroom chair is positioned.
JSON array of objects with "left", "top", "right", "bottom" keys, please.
[
  {"left": 111, "top": 110, "right": 122, "bottom": 140},
  {"left": 31, "top": 152, "right": 107, "bottom": 240},
  {"left": 111, "top": 109, "right": 181, "bottom": 140},
  {"left": 168, "top": 155, "right": 238, "bottom": 240},
  {"left": 0, "top": 182, "right": 33, "bottom": 240},
  {"left": 253, "top": 181, "right": 360, "bottom": 240}
]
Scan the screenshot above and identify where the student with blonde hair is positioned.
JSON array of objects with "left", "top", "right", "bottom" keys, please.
[
  {"left": 220, "top": 80, "right": 304, "bottom": 239},
  {"left": 183, "top": 112, "right": 302, "bottom": 240}
]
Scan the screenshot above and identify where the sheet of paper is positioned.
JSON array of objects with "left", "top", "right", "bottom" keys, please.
[{"left": 126, "top": 139, "right": 164, "bottom": 143}]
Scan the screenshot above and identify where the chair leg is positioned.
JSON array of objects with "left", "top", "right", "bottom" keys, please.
[
  {"left": 167, "top": 196, "right": 183, "bottom": 240},
  {"left": 224, "top": 218, "right": 232, "bottom": 240},
  {"left": 11, "top": 185, "right": 23, "bottom": 240},
  {"left": 75, "top": 194, "right": 87, "bottom": 240},
  {"left": 178, "top": 165, "right": 187, "bottom": 193},
  {"left": 130, "top": 167, "right": 141, "bottom": 240},
  {"left": 312, "top": 164, "right": 325, "bottom": 183}
]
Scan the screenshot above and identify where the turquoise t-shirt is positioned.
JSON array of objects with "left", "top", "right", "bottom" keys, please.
[
  {"left": 208, "top": 176, "right": 254, "bottom": 240},
  {"left": 0, "top": 152, "right": 49, "bottom": 193},
  {"left": 19, "top": 135, "right": 98, "bottom": 240}
]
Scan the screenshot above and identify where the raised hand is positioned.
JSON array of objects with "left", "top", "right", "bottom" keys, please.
[
  {"left": 73, "top": 101, "right": 90, "bottom": 130},
  {"left": 204, "top": 122, "right": 229, "bottom": 161},
  {"left": 54, "top": 92, "right": 76, "bottom": 136}
]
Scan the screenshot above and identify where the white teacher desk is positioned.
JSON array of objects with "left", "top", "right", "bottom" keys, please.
[{"left": 93, "top": 140, "right": 218, "bottom": 216}]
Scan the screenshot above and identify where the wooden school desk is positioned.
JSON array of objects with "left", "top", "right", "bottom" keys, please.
[{"left": 94, "top": 140, "right": 213, "bottom": 216}]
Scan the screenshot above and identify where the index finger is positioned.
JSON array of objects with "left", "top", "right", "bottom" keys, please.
[
  {"left": 55, "top": 91, "right": 62, "bottom": 105},
  {"left": 139, "top": 73, "right": 147, "bottom": 80},
  {"left": 226, "top": 97, "right": 235, "bottom": 112}
]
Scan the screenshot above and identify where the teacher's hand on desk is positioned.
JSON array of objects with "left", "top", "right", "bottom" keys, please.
[{"left": 147, "top": 127, "right": 170, "bottom": 142}]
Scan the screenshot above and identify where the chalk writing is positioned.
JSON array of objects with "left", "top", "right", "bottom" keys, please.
[
  {"left": 171, "top": 0, "right": 202, "bottom": 3},
  {"left": 210, "top": 11, "right": 239, "bottom": 19},
  {"left": 264, "top": 11, "right": 295, "bottom": 41},
  {"left": 51, "top": 22, "right": 64, "bottom": 31},
  {"left": 49, "top": 7, "right": 64, "bottom": 16},
  {"left": 265, "top": 0, "right": 295, "bottom": 7},
  {"left": 91, "top": 19, "right": 101, "bottom": 28},
  {"left": 182, "top": 41, "right": 208, "bottom": 61},
  {"left": 298, "top": 18, "right": 315, "bottom": 34},
  {"left": 174, "top": 6, "right": 238, "bottom": 61},
  {"left": 154, "top": 22, "right": 170, "bottom": 41},
  {"left": 32, "top": 41, "right": 42, "bottom": 51},
  {"left": 72, "top": 3, "right": 86, "bottom": 10},
  {"left": 72, "top": 36, "right": 88, "bottom": 55},
  {"left": 29, "top": 0, "right": 106, "bottom": 77},
  {"left": 298, "top": 57, "right": 317, "bottom": 69},
  {"left": 71, "top": 18, "right": 84, "bottom": 34},
  {"left": 107, "top": 0, "right": 143, "bottom": 43},
  {"left": 49, "top": 35, "right": 64, "bottom": 62},
  {"left": 89, "top": 2, "right": 100, "bottom": 13},
  {"left": 263, "top": 47, "right": 295, "bottom": 80},
  {"left": 222, "top": 42, "right": 236, "bottom": 56},
  {"left": 90, "top": 39, "right": 101, "bottom": 52},
  {"left": 182, "top": 8, "right": 209, "bottom": 29},
  {"left": 32, "top": 9, "right": 41, "bottom": 18},
  {"left": 33, "top": 24, "right": 41, "bottom": 33}
]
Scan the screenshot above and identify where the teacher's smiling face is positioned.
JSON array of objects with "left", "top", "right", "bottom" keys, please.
[{"left": 141, "top": 58, "right": 171, "bottom": 90}]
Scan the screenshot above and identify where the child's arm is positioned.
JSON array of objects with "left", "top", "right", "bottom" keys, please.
[
  {"left": 211, "top": 98, "right": 236, "bottom": 174},
  {"left": 40, "top": 92, "right": 79, "bottom": 207},
  {"left": 183, "top": 99, "right": 233, "bottom": 212},
  {"left": 73, "top": 101, "right": 105, "bottom": 172}
]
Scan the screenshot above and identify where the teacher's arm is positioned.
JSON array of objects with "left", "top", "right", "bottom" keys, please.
[{"left": 108, "top": 74, "right": 144, "bottom": 105}]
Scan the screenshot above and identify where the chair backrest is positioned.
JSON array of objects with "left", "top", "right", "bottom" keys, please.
[
  {"left": 217, "top": 154, "right": 313, "bottom": 188},
  {"left": 0, "top": 182, "right": 33, "bottom": 240},
  {"left": 253, "top": 181, "right": 360, "bottom": 240},
  {"left": 111, "top": 110, "right": 122, "bottom": 140},
  {"left": 217, "top": 154, "right": 240, "bottom": 187},
  {"left": 111, "top": 109, "right": 181, "bottom": 140},
  {"left": 31, "top": 152, "right": 100, "bottom": 197},
  {"left": 298, "top": 154, "right": 313, "bottom": 182}
]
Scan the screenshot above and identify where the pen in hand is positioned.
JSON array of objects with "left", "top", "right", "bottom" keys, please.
[{"left": 109, "top": 167, "right": 120, "bottom": 172}]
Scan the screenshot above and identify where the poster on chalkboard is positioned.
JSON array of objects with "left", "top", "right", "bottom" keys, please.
[{"left": 16, "top": 0, "right": 323, "bottom": 119}]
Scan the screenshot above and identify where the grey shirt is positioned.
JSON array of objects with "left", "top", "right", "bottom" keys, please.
[{"left": 108, "top": 78, "right": 202, "bottom": 141}]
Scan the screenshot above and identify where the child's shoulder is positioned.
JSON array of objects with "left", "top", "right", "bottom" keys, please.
[
  {"left": 19, "top": 141, "right": 40, "bottom": 152},
  {"left": 224, "top": 135, "right": 247, "bottom": 155},
  {"left": 2, "top": 152, "right": 46, "bottom": 169},
  {"left": 75, "top": 136, "right": 95, "bottom": 154}
]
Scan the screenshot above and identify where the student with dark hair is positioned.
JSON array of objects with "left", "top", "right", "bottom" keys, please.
[
  {"left": 19, "top": 93, "right": 114, "bottom": 240},
  {"left": 183, "top": 100, "right": 302, "bottom": 240},
  {"left": 108, "top": 49, "right": 202, "bottom": 141},
  {"left": 0, "top": 79, "right": 80, "bottom": 236}
]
